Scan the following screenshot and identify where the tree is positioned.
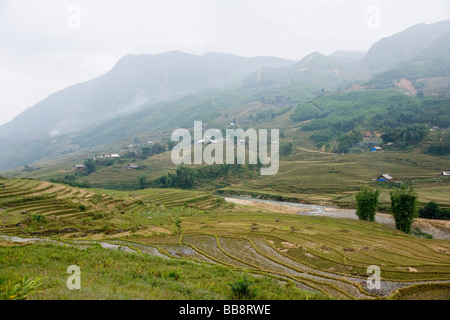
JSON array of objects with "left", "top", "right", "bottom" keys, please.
[
  {"left": 419, "top": 202, "right": 450, "bottom": 220},
  {"left": 355, "top": 186, "right": 380, "bottom": 221},
  {"left": 167, "top": 140, "right": 176, "bottom": 151},
  {"left": 419, "top": 202, "right": 440, "bottom": 219},
  {"left": 220, "top": 164, "right": 232, "bottom": 177},
  {"left": 151, "top": 143, "right": 166, "bottom": 155},
  {"left": 279, "top": 142, "right": 294, "bottom": 157},
  {"left": 389, "top": 186, "right": 418, "bottom": 233},
  {"left": 158, "top": 165, "right": 196, "bottom": 189},
  {"left": 336, "top": 130, "right": 363, "bottom": 153},
  {"left": 138, "top": 175, "right": 147, "bottom": 190},
  {"left": 83, "top": 158, "right": 97, "bottom": 175},
  {"left": 141, "top": 146, "right": 151, "bottom": 159},
  {"left": 174, "top": 165, "right": 195, "bottom": 189}
]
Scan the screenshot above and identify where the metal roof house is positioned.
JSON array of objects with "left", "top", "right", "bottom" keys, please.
[
  {"left": 377, "top": 174, "right": 393, "bottom": 182},
  {"left": 443, "top": 171, "right": 450, "bottom": 176},
  {"left": 72, "top": 164, "right": 86, "bottom": 171},
  {"left": 371, "top": 147, "right": 383, "bottom": 152},
  {"left": 126, "top": 164, "right": 140, "bottom": 170}
]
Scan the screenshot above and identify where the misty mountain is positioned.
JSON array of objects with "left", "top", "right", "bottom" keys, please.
[
  {"left": 329, "top": 50, "right": 366, "bottom": 60},
  {"left": 363, "top": 19, "right": 450, "bottom": 71},
  {"left": 362, "top": 20, "right": 450, "bottom": 93},
  {"left": 1, "top": 20, "right": 450, "bottom": 171},
  {"left": 241, "top": 52, "right": 369, "bottom": 90},
  {"left": 0, "top": 51, "right": 293, "bottom": 140}
]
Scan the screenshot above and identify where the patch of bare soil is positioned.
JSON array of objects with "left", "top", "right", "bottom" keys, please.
[
  {"left": 223, "top": 197, "right": 308, "bottom": 214},
  {"left": 394, "top": 78, "right": 417, "bottom": 95},
  {"left": 414, "top": 218, "right": 450, "bottom": 241}
]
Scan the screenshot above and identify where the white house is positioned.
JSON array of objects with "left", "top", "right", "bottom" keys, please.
[{"left": 443, "top": 171, "right": 450, "bottom": 176}]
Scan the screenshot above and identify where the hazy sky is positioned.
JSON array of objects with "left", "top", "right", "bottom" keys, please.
[{"left": 0, "top": 0, "right": 449, "bottom": 126}]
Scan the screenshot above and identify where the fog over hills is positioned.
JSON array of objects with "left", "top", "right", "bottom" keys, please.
[
  {"left": 0, "top": 19, "right": 449, "bottom": 171},
  {"left": 363, "top": 19, "right": 450, "bottom": 71},
  {"left": 0, "top": 52, "right": 293, "bottom": 139}
]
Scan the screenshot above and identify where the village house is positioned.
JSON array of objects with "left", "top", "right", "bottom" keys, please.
[
  {"left": 72, "top": 164, "right": 86, "bottom": 171},
  {"left": 126, "top": 164, "right": 140, "bottom": 170},
  {"left": 371, "top": 146, "right": 383, "bottom": 152},
  {"left": 377, "top": 174, "right": 393, "bottom": 182},
  {"left": 442, "top": 171, "right": 450, "bottom": 176}
]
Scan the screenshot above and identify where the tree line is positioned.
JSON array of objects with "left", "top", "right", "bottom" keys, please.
[{"left": 355, "top": 185, "right": 449, "bottom": 236}]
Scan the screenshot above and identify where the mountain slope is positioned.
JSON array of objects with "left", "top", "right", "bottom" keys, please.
[
  {"left": 241, "top": 52, "right": 370, "bottom": 90},
  {"left": 0, "top": 51, "right": 293, "bottom": 140},
  {"left": 363, "top": 19, "right": 450, "bottom": 71}
]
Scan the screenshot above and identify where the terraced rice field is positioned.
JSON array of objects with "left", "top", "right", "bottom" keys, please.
[
  {"left": 129, "top": 212, "right": 450, "bottom": 299},
  {"left": 131, "top": 189, "right": 219, "bottom": 210},
  {"left": 1, "top": 177, "right": 449, "bottom": 299},
  {"left": 131, "top": 235, "right": 449, "bottom": 299},
  {"left": 0, "top": 178, "right": 220, "bottom": 235}
]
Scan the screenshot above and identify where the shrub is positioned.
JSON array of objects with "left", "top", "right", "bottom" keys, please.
[
  {"left": 167, "top": 270, "right": 182, "bottom": 281},
  {"left": 390, "top": 186, "right": 418, "bottom": 233},
  {"left": 31, "top": 214, "right": 45, "bottom": 223},
  {"left": 355, "top": 186, "right": 380, "bottom": 221},
  {"left": 419, "top": 202, "right": 450, "bottom": 220},
  {"left": 419, "top": 202, "right": 440, "bottom": 219},
  {"left": 172, "top": 217, "right": 182, "bottom": 234},
  {"left": 228, "top": 275, "right": 259, "bottom": 300},
  {"left": 91, "top": 194, "right": 103, "bottom": 204}
]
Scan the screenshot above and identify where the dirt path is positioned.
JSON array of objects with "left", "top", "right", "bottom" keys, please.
[
  {"left": 296, "top": 147, "right": 335, "bottom": 155},
  {"left": 237, "top": 103, "right": 263, "bottom": 116}
]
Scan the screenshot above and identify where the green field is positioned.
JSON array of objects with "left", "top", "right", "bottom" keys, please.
[
  {"left": 1, "top": 177, "right": 449, "bottom": 300},
  {"left": 218, "top": 148, "right": 450, "bottom": 209}
]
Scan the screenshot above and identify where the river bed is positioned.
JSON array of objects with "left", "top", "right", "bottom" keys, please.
[{"left": 224, "top": 196, "right": 450, "bottom": 240}]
